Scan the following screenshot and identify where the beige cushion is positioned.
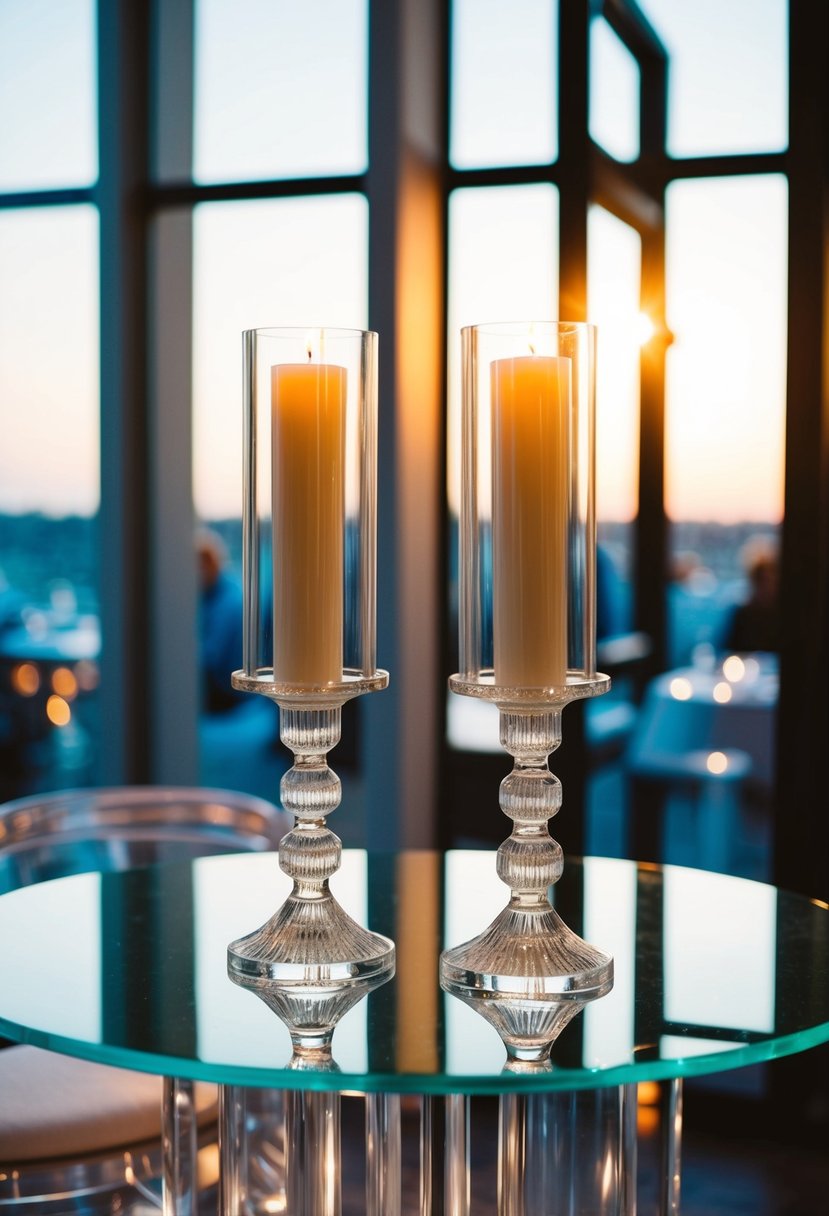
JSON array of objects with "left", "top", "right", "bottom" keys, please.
[{"left": 0, "top": 1045, "right": 216, "bottom": 1162}]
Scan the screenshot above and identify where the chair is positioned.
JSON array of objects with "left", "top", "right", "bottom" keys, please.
[{"left": 0, "top": 785, "right": 289, "bottom": 1213}]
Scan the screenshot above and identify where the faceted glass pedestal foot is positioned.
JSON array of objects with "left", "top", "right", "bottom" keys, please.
[
  {"left": 227, "top": 698, "right": 395, "bottom": 1048},
  {"left": 441, "top": 696, "right": 613, "bottom": 1063},
  {"left": 441, "top": 904, "right": 613, "bottom": 1063}
]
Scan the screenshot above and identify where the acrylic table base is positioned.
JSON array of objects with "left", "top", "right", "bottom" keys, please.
[
  {"left": 441, "top": 686, "right": 613, "bottom": 1062},
  {"left": 203, "top": 1081, "right": 665, "bottom": 1215}
]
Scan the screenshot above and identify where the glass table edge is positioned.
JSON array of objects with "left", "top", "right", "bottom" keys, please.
[{"left": 3, "top": 1017, "right": 829, "bottom": 1096}]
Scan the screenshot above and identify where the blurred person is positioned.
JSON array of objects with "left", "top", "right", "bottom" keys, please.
[
  {"left": 724, "top": 535, "right": 780, "bottom": 654},
  {"left": 197, "top": 528, "right": 246, "bottom": 713}
]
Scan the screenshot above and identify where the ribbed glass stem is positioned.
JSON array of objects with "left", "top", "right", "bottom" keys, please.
[
  {"left": 497, "top": 710, "right": 564, "bottom": 906},
  {"left": 278, "top": 705, "right": 342, "bottom": 895}
]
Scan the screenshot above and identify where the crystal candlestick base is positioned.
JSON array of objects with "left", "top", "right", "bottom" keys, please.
[
  {"left": 228, "top": 676, "right": 394, "bottom": 1027},
  {"left": 441, "top": 677, "right": 613, "bottom": 1063}
]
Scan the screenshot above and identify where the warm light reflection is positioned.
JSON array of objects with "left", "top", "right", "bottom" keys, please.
[
  {"left": 707, "top": 751, "right": 728, "bottom": 775},
  {"left": 670, "top": 676, "right": 692, "bottom": 701},
  {"left": 600, "top": 1145, "right": 615, "bottom": 1200},
  {"left": 11, "top": 662, "right": 39, "bottom": 696},
  {"left": 46, "top": 694, "right": 71, "bottom": 726},
  {"left": 722, "top": 654, "right": 746, "bottom": 683},
  {"left": 637, "top": 1103, "right": 660, "bottom": 1135},
  {"left": 52, "top": 666, "right": 78, "bottom": 699},
  {"left": 638, "top": 1080, "right": 660, "bottom": 1106},
  {"left": 713, "top": 681, "right": 732, "bottom": 704}
]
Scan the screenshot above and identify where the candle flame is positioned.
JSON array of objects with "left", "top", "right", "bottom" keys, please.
[{"left": 528, "top": 320, "right": 537, "bottom": 356}]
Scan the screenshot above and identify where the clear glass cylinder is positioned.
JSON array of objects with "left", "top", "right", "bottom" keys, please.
[
  {"left": 457, "top": 321, "right": 597, "bottom": 696},
  {"left": 238, "top": 327, "right": 379, "bottom": 698}
]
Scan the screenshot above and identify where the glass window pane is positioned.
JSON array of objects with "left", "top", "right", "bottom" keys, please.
[
  {"left": 445, "top": 184, "right": 558, "bottom": 752},
  {"left": 665, "top": 176, "right": 787, "bottom": 673},
  {"left": 588, "top": 205, "right": 641, "bottom": 636},
  {"left": 193, "top": 0, "right": 368, "bottom": 184},
  {"left": 192, "top": 194, "right": 368, "bottom": 796},
  {"left": 446, "top": 184, "right": 559, "bottom": 518},
  {"left": 639, "top": 0, "right": 788, "bottom": 157},
  {"left": 0, "top": 0, "right": 97, "bottom": 191},
  {"left": 0, "top": 205, "right": 100, "bottom": 798},
  {"left": 193, "top": 195, "right": 368, "bottom": 520},
  {"left": 666, "top": 177, "right": 787, "bottom": 530},
  {"left": 450, "top": 0, "right": 557, "bottom": 169},
  {"left": 589, "top": 16, "right": 640, "bottom": 163}
]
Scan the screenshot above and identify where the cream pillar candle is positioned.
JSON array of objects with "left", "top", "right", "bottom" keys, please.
[
  {"left": 271, "top": 361, "right": 346, "bottom": 684},
  {"left": 491, "top": 354, "right": 571, "bottom": 687}
]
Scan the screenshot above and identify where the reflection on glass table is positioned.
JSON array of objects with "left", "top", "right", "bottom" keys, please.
[{"left": 0, "top": 852, "right": 827, "bottom": 1214}]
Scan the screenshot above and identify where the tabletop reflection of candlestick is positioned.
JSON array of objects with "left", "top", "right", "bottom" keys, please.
[
  {"left": 229, "top": 327, "right": 393, "bottom": 1003},
  {"left": 442, "top": 321, "right": 613, "bottom": 1064},
  {"left": 226, "top": 940, "right": 394, "bottom": 1216}
]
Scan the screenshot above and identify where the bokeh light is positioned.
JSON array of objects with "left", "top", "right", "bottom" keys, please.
[
  {"left": 707, "top": 751, "right": 728, "bottom": 775},
  {"left": 670, "top": 676, "right": 693, "bottom": 701},
  {"left": 52, "top": 666, "right": 78, "bottom": 699},
  {"left": 722, "top": 655, "right": 746, "bottom": 683},
  {"left": 11, "top": 662, "right": 40, "bottom": 696},
  {"left": 46, "top": 694, "right": 71, "bottom": 727}
]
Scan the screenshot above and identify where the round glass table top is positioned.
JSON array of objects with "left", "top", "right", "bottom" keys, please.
[{"left": 0, "top": 851, "right": 827, "bottom": 1094}]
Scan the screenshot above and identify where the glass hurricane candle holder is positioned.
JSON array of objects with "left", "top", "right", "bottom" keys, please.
[
  {"left": 228, "top": 327, "right": 394, "bottom": 1011},
  {"left": 441, "top": 321, "right": 613, "bottom": 1062}
]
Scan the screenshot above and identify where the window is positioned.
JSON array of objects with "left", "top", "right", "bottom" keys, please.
[
  {"left": 450, "top": 0, "right": 558, "bottom": 169},
  {"left": 589, "top": 16, "right": 640, "bottom": 163},
  {"left": 0, "top": 0, "right": 99, "bottom": 799},
  {"left": 638, "top": 0, "right": 788, "bottom": 157},
  {"left": 192, "top": 0, "right": 368, "bottom": 183}
]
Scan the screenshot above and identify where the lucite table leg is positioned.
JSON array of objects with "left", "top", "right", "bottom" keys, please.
[
  {"left": 419, "top": 1095, "right": 443, "bottom": 1216},
  {"left": 218, "top": 1084, "right": 244, "bottom": 1216},
  {"left": 497, "top": 1084, "right": 638, "bottom": 1216},
  {"left": 659, "top": 1078, "right": 684, "bottom": 1215},
  {"left": 621, "top": 1082, "right": 639, "bottom": 1215},
  {"left": 366, "top": 1092, "right": 401, "bottom": 1216},
  {"left": 285, "top": 1087, "right": 342, "bottom": 1216},
  {"left": 444, "top": 1093, "right": 470, "bottom": 1216},
  {"left": 161, "top": 1076, "right": 198, "bottom": 1216}
]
